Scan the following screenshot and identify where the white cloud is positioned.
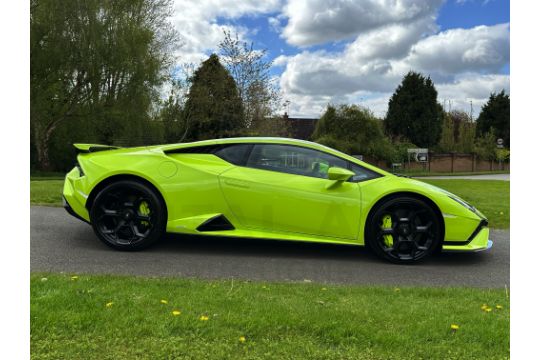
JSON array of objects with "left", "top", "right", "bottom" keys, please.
[
  {"left": 344, "top": 17, "right": 438, "bottom": 62},
  {"left": 172, "top": 0, "right": 282, "bottom": 66},
  {"left": 281, "top": 0, "right": 443, "bottom": 46},
  {"left": 268, "top": 16, "right": 282, "bottom": 33},
  {"left": 278, "top": 22, "right": 509, "bottom": 117},
  {"left": 404, "top": 23, "right": 510, "bottom": 75},
  {"left": 167, "top": 0, "right": 509, "bottom": 120},
  {"left": 436, "top": 73, "right": 509, "bottom": 116}
]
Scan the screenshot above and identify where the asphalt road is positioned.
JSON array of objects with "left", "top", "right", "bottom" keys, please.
[{"left": 31, "top": 206, "right": 509, "bottom": 288}]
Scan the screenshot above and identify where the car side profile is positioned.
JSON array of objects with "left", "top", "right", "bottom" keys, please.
[{"left": 63, "top": 137, "right": 491, "bottom": 263}]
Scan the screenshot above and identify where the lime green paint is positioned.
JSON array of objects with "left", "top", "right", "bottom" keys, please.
[
  {"left": 327, "top": 166, "right": 354, "bottom": 181},
  {"left": 381, "top": 215, "right": 393, "bottom": 248},
  {"left": 63, "top": 137, "right": 489, "bottom": 252}
]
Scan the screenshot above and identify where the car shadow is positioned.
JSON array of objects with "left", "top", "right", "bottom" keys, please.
[{"left": 142, "top": 232, "right": 490, "bottom": 266}]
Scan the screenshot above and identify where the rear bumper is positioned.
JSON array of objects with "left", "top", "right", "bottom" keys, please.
[
  {"left": 63, "top": 168, "right": 91, "bottom": 223},
  {"left": 63, "top": 196, "right": 89, "bottom": 224}
]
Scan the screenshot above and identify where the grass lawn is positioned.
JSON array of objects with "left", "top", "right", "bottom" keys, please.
[
  {"left": 30, "top": 180, "right": 64, "bottom": 206},
  {"left": 31, "top": 273, "right": 509, "bottom": 359},
  {"left": 421, "top": 180, "right": 509, "bottom": 229},
  {"left": 30, "top": 179, "right": 510, "bottom": 229},
  {"left": 403, "top": 170, "right": 510, "bottom": 177}
]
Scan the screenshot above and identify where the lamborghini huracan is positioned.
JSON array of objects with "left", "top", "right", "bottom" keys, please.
[{"left": 63, "top": 137, "right": 492, "bottom": 263}]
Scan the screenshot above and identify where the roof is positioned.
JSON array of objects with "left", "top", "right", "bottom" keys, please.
[
  {"left": 287, "top": 117, "right": 318, "bottom": 140},
  {"left": 158, "top": 137, "right": 389, "bottom": 176}
]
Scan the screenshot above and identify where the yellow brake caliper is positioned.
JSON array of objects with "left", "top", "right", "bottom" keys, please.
[
  {"left": 138, "top": 201, "right": 151, "bottom": 226},
  {"left": 381, "top": 215, "right": 393, "bottom": 247}
]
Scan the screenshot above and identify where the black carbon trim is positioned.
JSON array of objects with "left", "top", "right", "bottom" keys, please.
[
  {"left": 443, "top": 219, "right": 488, "bottom": 246},
  {"left": 197, "top": 214, "right": 235, "bottom": 232},
  {"left": 163, "top": 144, "right": 226, "bottom": 154}
]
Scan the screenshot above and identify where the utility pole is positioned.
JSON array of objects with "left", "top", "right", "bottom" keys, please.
[{"left": 470, "top": 100, "right": 473, "bottom": 122}]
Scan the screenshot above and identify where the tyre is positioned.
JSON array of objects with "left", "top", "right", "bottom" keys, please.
[
  {"left": 89, "top": 180, "right": 167, "bottom": 251},
  {"left": 366, "top": 196, "right": 442, "bottom": 264}
]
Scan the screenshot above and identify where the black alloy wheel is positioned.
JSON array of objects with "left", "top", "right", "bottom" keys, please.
[
  {"left": 366, "top": 197, "right": 442, "bottom": 264},
  {"left": 90, "top": 180, "right": 166, "bottom": 250}
]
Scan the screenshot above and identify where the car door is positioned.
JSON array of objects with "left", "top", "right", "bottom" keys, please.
[{"left": 218, "top": 144, "right": 362, "bottom": 240}]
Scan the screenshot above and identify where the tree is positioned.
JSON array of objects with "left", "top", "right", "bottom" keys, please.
[
  {"left": 313, "top": 104, "right": 395, "bottom": 161},
  {"left": 218, "top": 30, "right": 280, "bottom": 128},
  {"left": 31, "top": 0, "right": 179, "bottom": 170},
  {"left": 385, "top": 71, "right": 443, "bottom": 148},
  {"left": 247, "top": 114, "right": 292, "bottom": 137},
  {"left": 476, "top": 90, "right": 510, "bottom": 147},
  {"left": 438, "top": 110, "right": 475, "bottom": 153},
  {"left": 158, "top": 80, "right": 185, "bottom": 143},
  {"left": 183, "top": 54, "right": 244, "bottom": 140},
  {"left": 474, "top": 128, "right": 498, "bottom": 160}
]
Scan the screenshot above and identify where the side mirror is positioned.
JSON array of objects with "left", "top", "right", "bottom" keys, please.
[{"left": 327, "top": 167, "right": 354, "bottom": 182}]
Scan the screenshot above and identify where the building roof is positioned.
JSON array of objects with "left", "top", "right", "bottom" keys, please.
[{"left": 285, "top": 115, "right": 318, "bottom": 140}]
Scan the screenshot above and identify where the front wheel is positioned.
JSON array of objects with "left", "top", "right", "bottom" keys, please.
[
  {"left": 366, "top": 197, "right": 442, "bottom": 264},
  {"left": 89, "top": 180, "right": 167, "bottom": 251}
]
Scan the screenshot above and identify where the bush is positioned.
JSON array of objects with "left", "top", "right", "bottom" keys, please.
[
  {"left": 473, "top": 129, "right": 498, "bottom": 161},
  {"left": 313, "top": 104, "right": 399, "bottom": 163}
]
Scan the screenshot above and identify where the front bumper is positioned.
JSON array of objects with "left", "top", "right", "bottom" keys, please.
[{"left": 442, "top": 226, "right": 492, "bottom": 252}]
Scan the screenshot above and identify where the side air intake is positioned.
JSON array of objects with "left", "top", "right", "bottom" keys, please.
[{"left": 197, "top": 215, "right": 235, "bottom": 231}]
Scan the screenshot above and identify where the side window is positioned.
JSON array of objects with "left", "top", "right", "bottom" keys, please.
[
  {"left": 349, "top": 163, "right": 381, "bottom": 182},
  {"left": 246, "top": 144, "right": 348, "bottom": 179},
  {"left": 214, "top": 144, "right": 252, "bottom": 165}
]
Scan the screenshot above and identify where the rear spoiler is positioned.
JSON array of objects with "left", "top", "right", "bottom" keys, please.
[{"left": 73, "top": 143, "right": 121, "bottom": 153}]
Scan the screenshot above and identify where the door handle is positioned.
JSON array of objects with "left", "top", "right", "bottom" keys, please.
[{"left": 224, "top": 179, "right": 250, "bottom": 189}]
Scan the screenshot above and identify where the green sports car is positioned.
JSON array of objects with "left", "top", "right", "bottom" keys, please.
[{"left": 63, "top": 137, "right": 491, "bottom": 264}]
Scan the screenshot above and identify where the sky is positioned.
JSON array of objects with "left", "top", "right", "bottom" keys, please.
[{"left": 171, "top": 0, "right": 509, "bottom": 118}]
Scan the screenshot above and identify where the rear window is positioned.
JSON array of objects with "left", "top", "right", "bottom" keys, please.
[{"left": 214, "top": 144, "right": 252, "bottom": 165}]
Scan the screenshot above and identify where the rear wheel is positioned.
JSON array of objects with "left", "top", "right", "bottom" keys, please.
[
  {"left": 366, "top": 197, "right": 442, "bottom": 264},
  {"left": 89, "top": 180, "right": 166, "bottom": 250}
]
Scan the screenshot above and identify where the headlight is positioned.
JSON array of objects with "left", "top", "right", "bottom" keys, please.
[{"left": 448, "top": 195, "right": 477, "bottom": 213}]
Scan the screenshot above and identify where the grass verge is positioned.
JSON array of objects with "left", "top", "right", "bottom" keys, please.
[
  {"left": 400, "top": 170, "right": 509, "bottom": 177},
  {"left": 30, "top": 180, "right": 64, "bottom": 206},
  {"left": 31, "top": 273, "right": 509, "bottom": 359},
  {"left": 421, "top": 180, "right": 509, "bottom": 229}
]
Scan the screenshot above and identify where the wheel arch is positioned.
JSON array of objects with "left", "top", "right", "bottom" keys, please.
[
  {"left": 85, "top": 174, "right": 168, "bottom": 219},
  {"left": 363, "top": 191, "right": 445, "bottom": 245}
]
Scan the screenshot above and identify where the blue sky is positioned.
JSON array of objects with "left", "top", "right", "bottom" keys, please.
[{"left": 172, "top": 0, "right": 510, "bottom": 117}]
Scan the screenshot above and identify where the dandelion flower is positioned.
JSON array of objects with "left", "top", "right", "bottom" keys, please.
[
  {"left": 481, "top": 304, "right": 488, "bottom": 310},
  {"left": 450, "top": 324, "right": 459, "bottom": 331},
  {"left": 484, "top": 307, "right": 493, "bottom": 313},
  {"left": 71, "top": 276, "right": 79, "bottom": 280},
  {"left": 106, "top": 302, "right": 114, "bottom": 308},
  {"left": 200, "top": 315, "right": 209, "bottom": 321},
  {"left": 160, "top": 299, "right": 168, "bottom": 304},
  {"left": 499, "top": 212, "right": 504, "bottom": 215},
  {"left": 172, "top": 310, "right": 181, "bottom": 316},
  {"left": 496, "top": 305, "right": 503, "bottom": 310},
  {"left": 41, "top": 277, "right": 48, "bottom": 282},
  {"left": 321, "top": 287, "right": 327, "bottom": 291},
  {"left": 239, "top": 336, "right": 246, "bottom": 343}
]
